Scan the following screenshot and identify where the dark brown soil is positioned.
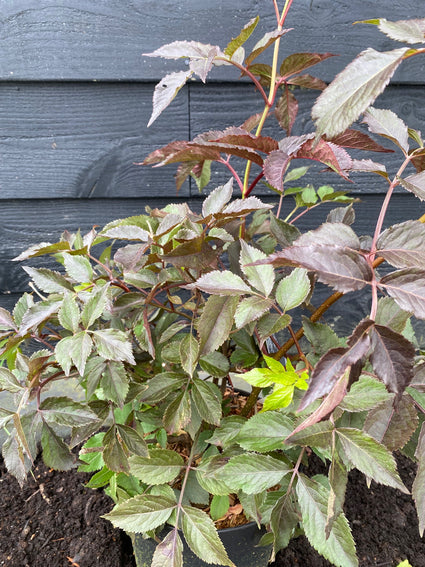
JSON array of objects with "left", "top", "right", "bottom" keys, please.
[{"left": 0, "top": 454, "right": 424, "bottom": 567}]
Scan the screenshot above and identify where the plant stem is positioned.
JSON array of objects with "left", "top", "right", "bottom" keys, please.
[
  {"left": 369, "top": 155, "right": 411, "bottom": 319},
  {"left": 219, "top": 157, "right": 244, "bottom": 192},
  {"left": 242, "top": 0, "right": 293, "bottom": 198}
]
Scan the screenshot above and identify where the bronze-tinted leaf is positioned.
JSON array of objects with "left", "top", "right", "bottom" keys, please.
[
  {"left": 369, "top": 324, "right": 415, "bottom": 396},
  {"left": 380, "top": 268, "right": 425, "bottom": 318},
  {"left": 298, "top": 319, "right": 373, "bottom": 411},
  {"left": 325, "top": 129, "right": 394, "bottom": 153},
  {"left": 377, "top": 220, "right": 425, "bottom": 269},
  {"left": 280, "top": 52, "right": 335, "bottom": 78},
  {"left": 275, "top": 90, "right": 298, "bottom": 136},
  {"left": 263, "top": 150, "right": 290, "bottom": 191},
  {"left": 364, "top": 395, "right": 418, "bottom": 451}
]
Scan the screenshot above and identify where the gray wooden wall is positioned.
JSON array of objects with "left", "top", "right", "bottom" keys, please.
[{"left": 1, "top": 0, "right": 424, "bottom": 316}]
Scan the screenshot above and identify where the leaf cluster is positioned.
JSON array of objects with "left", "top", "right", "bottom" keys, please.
[{"left": 1, "top": 6, "right": 425, "bottom": 567}]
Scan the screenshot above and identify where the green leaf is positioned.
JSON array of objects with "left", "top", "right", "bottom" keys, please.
[
  {"left": 286, "top": 421, "right": 334, "bottom": 448},
  {"left": 191, "top": 379, "right": 222, "bottom": 426},
  {"left": 413, "top": 423, "right": 425, "bottom": 536},
  {"left": 240, "top": 240, "right": 274, "bottom": 297},
  {"left": 58, "top": 293, "right": 80, "bottom": 333},
  {"left": 198, "top": 295, "right": 239, "bottom": 356},
  {"left": 152, "top": 530, "right": 183, "bottom": 567},
  {"left": 296, "top": 474, "right": 358, "bottom": 567},
  {"left": 41, "top": 422, "right": 75, "bottom": 471},
  {"left": 63, "top": 252, "right": 93, "bottom": 282},
  {"left": 116, "top": 424, "right": 148, "bottom": 457},
  {"left": 221, "top": 453, "right": 290, "bottom": 494},
  {"left": 338, "top": 375, "right": 390, "bottom": 412},
  {"left": 326, "top": 453, "right": 348, "bottom": 538},
  {"left": 192, "top": 270, "right": 252, "bottom": 296},
  {"left": 207, "top": 416, "right": 247, "bottom": 448},
  {"left": 40, "top": 396, "right": 99, "bottom": 427},
  {"left": 163, "top": 390, "right": 191, "bottom": 434},
  {"left": 269, "top": 215, "right": 301, "bottom": 247},
  {"left": 270, "top": 495, "right": 299, "bottom": 559},
  {"left": 210, "top": 495, "right": 230, "bottom": 522},
  {"left": 1, "top": 435, "right": 29, "bottom": 487},
  {"left": 224, "top": 16, "right": 259, "bottom": 58},
  {"left": 103, "top": 494, "right": 177, "bottom": 533},
  {"left": 313, "top": 47, "right": 408, "bottom": 138},
  {"left": 13, "top": 240, "right": 71, "bottom": 262},
  {"left": 141, "top": 372, "right": 187, "bottom": 404},
  {"left": 101, "top": 361, "right": 130, "bottom": 407},
  {"left": 158, "top": 321, "right": 189, "bottom": 345},
  {"left": 23, "top": 267, "right": 73, "bottom": 294},
  {"left": 199, "top": 351, "right": 229, "bottom": 378},
  {"left": 180, "top": 334, "right": 199, "bottom": 378},
  {"left": 302, "top": 317, "right": 346, "bottom": 359},
  {"left": 0, "top": 367, "right": 23, "bottom": 393},
  {"left": 196, "top": 455, "right": 233, "bottom": 496},
  {"left": 103, "top": 426, "right": 130, "bottom": 473},
  {"left": 375, "top": 297, "right": 412, "bottom": 333},
  {"left": 129, "top": 449, "right": 184, "bottom": 485},
  {"left": 81, "top": 285, "right": 109, "bottom": 328},
  {"left": 181, "top": 506, "right": 234, "bottom": 566},
  {"left": 276, "top": 268, "right": 311, "bottom": 311},
  {"left": 55, "top": 331, "right": 93, "bottom": 376},
  {"left": 92, "top": 329, "right": 135, "bottom": 364},
  {"left": 18, "top": 300, "right": 62, "bottom": 336},
  {"left": 234, "top": 296, "right": 271, "bottom": 329},
  {"left": 236, "top": 411, "right": 293, "bottom": 452},
  {"left": 336, "top": 427, "right": 408, "bottom": 492}
]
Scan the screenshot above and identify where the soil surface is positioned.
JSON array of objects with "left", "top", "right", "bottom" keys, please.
[{"left": 0, "top": 454, "right": 423, "bottom": 567}]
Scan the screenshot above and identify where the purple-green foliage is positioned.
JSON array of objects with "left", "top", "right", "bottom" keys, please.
[{"left": 1, "top": 4, "right": 425, "bottom": 567}]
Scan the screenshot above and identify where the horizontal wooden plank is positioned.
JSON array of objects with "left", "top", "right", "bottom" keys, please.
[
  {"left": 0, "top": 193, "right": 421, "bottom": 295},
  {"left": 0, "top": 1, "right": 422, "bottom": 82},
  {"left": 189, "top": 82, "right": 425, "bottom": 195},
  {"left": 0, "top": 82, "right": 189, "bottom": 198}
]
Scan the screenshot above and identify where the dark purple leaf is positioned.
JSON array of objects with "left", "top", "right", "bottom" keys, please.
[
  {"left": 369, "top": 324, "right": 415, "bottom": 396},
  {"left": 209, "top": 127, "right": 278, "bottom": 154},
  {"left": 294, "top": 138, "right": 353, "bottom": 179},
  {"left": 289, "top": 371, "right": 350, "bottom": 435},
  {"left": 377, "top": 220, "right": 425, "bottom": 268},
  {"left": 287, "top": 74, "right": 328, "bottom": 90},
  {"left": 364, "top": 395, "right": 418, "bottom": 451},
  {"left": 325, "top": 129, "right": 394, "bottom": 153},
  {"left": 298, "top": 319, "right": 374, "bottom": 411},
  {"left": 275, "top": 90, "right": 299, "bottom": 136},
  {"left": 263, "top": 150, "right": 291, "bottom": 192},
  {"left": 280, "top": 52, "right": 335, "bottom": 79},
  {"left": 380, "top": 268, "right": 425, "bottom": 318}
]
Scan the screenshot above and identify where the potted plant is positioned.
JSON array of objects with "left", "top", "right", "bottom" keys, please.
[{"left": 1, "top": 2, "right": 425, "bottom": 566}]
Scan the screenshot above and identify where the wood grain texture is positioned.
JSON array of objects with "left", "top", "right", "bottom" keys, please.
[
  {"left": 0, "top": 82, "right": 189, "bottom": 198},
  {"left": 0, "top": 193, "right": 422, "bottom": 294},
  {"left": 189, "top": 82, "right": 425, "bottom": 195},
  {"left": 0, "top": 1, "right": 422, "bottom": 82}
]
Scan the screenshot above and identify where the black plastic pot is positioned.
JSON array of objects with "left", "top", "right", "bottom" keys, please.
[{"left": 132, "top": 522, "right": 271, "bottom": 567}]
